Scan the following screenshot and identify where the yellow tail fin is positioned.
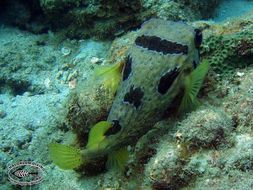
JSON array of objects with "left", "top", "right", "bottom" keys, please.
[{"left": 48, "top": 143, "right": 82, "bottom": 170}]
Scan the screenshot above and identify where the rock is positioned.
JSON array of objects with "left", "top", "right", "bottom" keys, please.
[
  {"left": 1, "top": 0, "right": 222, "bottom": 39},
  {"left": 144, "top": 142, "right": 186, "bottom": 189},
  {"left": 0, "top": 110, "right": 6, "bottom": 118},
  {"left": 223, "top": 69, "right": 253, "bottom": 132},
  {"left": 66, "top": 81, "right": 114, "bottom": 143},
  {"left": 222, "top": 134, "right": 253, "bottom": 171},
  {"left": 90, "top": 57, "right": 102, "bottom": 64},
  {"left": 176, "top": 106, "right": 233, "bottom": 149},
  {"left": 61, "top": 47, "right": 71, "bottom": 56}
]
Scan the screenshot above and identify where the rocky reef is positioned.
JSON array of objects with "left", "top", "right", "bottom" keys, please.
[
  {"left": 1, "top": 0, "right": 221, "bottom": 39},
  {"left": 59, "top": 11, "right": 253, "bottom": 189},
  {"left": 175, "top": 0, "right": 220, "bottom": 19},
  {"left": 199, "top": 17, "right": 253, "bottom": 77},
  {"left": 1, "top": 1, "right": 253, "bottom": 190}
]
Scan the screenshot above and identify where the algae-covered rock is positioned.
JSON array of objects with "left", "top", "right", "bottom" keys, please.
[
  {"left": 66, "top": 81, "right": 114, "bottom": 144},
  {"left": 223, "top": 68, "right": 253, "bottom": 132},
  {"left": 175, "top": 0, "right": 220, "bottom": 19},
  {"left": 1, "top": 0, "right": 222, "bottom": 39},
  {"left": 38, "top": 0, "right": 221, "bottom": 39},
  {"left": 222, "top": 134, "right": 253, "bottom": 172},
  {"left": 144, "top": 142, "right": 186, "bottom": 189},
  {"left": 143, "top": 0, "right": 195, "bottom": 21},
  {"left": 176, "top": 107, "right": 233, "bottom": 148},
  {"left": 141, "top": 106, "right": 233, "bottom": 189},
  {"left": 185, "top": 169, "right": 253, "bottom": 190},
  {"left": 183, "top": 134, "right": 253, "bottom": 190},
  {"left": 39, "top": 0, "right": 143, "bottom": 39},
  {"left": 65, "top": 40, "right": 117, "bottom": 144},
  {"left": 143, "top": 0, "right": 221, "bottom": 22}
]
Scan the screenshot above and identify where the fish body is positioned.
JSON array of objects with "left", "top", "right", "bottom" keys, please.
[
  {"left": 49, "top": 18, "right": 208, "bottom": 170},
  {"left": 102, "top": 18, "right": 201, "bottom": 150}
]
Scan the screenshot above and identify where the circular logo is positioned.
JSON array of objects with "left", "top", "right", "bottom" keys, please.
[{"left": 7, "top": 161, "right": 45, "bottom": 186}]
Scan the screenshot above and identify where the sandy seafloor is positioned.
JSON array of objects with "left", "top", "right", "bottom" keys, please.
[
  {"left": 1, "top": 0, "right": 253, "bottom": 189},
  {"left": 0, "top": 27, "right": 112, "bottom": 189}
]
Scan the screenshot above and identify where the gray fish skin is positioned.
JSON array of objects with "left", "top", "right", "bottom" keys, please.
[{"left": 84, "top": 19, "right": 201, "bottom": 158}]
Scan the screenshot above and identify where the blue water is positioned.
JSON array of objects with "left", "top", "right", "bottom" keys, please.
[{"left": 213, "top": 0, "right": 253, "bottom": 22}]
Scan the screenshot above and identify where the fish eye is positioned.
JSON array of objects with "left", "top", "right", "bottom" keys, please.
[
  {"left": 194, "top": 29, "right": 202, "bottom": 49},
  {"left": 104, "top": 120, "right": 122, "bottom": 136}
]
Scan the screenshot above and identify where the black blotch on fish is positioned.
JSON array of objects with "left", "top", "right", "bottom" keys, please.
[
  {"left": 135, "top": 35, "right": 188, "bottom": 55},
  {"left": 105, "top": 120, "right": 122, "bottom": 136},
  {"left": 194, "top": 29, "right": 202, "bottom": 49},
  {"left": 124, "top": 86, "right": 144, "bottom": 109},
  {"left": 193, "top": 60, "right": 197, "bottom": 69},
  {"left": 123, "top": 55, "right": 132, "bottom": 81},
  {"left": 158, "top": 67, "right": 180, "bottom": 95}
]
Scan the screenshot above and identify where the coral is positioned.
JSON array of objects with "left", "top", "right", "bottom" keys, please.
[{"left": 200, "top": 21, "right": 253, "bottom": 77}]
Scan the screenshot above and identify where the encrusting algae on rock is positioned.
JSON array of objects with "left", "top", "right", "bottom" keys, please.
[{"left": 49, "top": 18, "right": 209, "bottom": 171}]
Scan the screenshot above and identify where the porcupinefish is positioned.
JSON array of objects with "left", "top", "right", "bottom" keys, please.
[{"left": 49, "top": 18, "right": 208, "bottom": 170}]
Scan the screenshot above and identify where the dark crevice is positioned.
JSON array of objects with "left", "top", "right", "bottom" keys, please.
[
  {"left": 0, "top": 0, "right": 49, "bottom": 34},
  {"left": 0, "top": 79, "right": 31, "bottom": 96}
]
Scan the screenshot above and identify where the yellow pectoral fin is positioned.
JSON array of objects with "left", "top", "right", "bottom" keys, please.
[
  {"left": 94, "top": 62, "right": 124, "bottom": 94},
  {"left": 178, "top": 60, "right": 209, "bottom": 113},
  {"left": 48, "top": 143, "right": 83, "bottom": 170},
  {"left": 86, "top": 121, "right": 112, "bottom": 150}
]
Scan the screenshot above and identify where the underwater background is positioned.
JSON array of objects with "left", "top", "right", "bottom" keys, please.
[{"left": 1, "top": 0, "right": 253, "bottom": 189}]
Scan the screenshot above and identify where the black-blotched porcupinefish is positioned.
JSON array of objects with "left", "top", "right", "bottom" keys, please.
[{"left": 49, "top": 18, "right": 208, "bottom": 170}]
